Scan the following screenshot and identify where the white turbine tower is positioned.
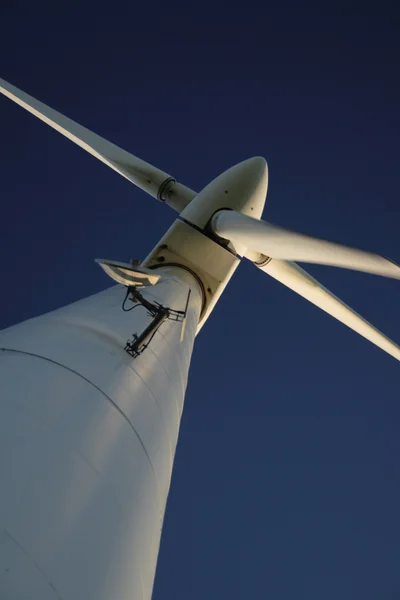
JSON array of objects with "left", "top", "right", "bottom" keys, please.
[{"left": 0, "top": 78, "right": 399, "bottom": 600}]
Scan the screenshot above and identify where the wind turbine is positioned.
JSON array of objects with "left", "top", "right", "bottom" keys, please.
[{"left": 0, "top": 77, "right": 399, "bottom": 600}]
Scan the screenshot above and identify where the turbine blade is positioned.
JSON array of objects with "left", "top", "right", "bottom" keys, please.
[
  {"left": 0, "top": 78, "right": 195, "bottom": 211},
  {"left": 254, "top": 257, "right": 400, "bottom": 361},
  {"left": 212, "top": 210, "right": 400, "bottom": 279}
]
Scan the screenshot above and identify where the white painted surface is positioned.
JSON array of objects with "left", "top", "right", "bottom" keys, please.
[
  {"left": 0, "top": 268, "right": 201, "bottom": 600},
  {"left": 0, "top": 78, "right": 196, "bottom": 211},
  {"left": 143, "top": 220, "right": 240, "bottom": 331},
  {"left": 143, "top": 157, "right": 269, "bottom": 329},
  {"left": 0, "top": 78, "right": 275, "bottom": 600},
  {"left": 180, "top": 157, "right": 268, "bottom": 228},
  {"left": 256, "top": 258, "right": 400, "bottom": 361},
  {"left": 212, "top": 209, "right": 400, "bottom": 279}
]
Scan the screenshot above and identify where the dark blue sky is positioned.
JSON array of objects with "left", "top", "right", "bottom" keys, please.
[{"left": 1, "top": 3, "right": 399, "bottom": 598}]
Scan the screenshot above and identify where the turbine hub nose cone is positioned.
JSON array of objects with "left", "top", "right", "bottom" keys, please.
[
  {"left": 180, "top": 156, "right": 269, "bottom": 228},
  {"left": 242, "top": 156, "right": 268, "bottom": 177},
  {"left": 235, "top": 156, "right": 268, "bottom": 218}
]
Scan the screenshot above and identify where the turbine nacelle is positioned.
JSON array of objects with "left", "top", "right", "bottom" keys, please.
[{"left": 143, "top": 157, "right": 269, "bottom": 329}]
